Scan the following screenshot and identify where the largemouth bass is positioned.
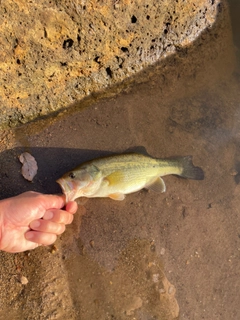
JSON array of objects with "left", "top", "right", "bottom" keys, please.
[{"left": 57, "top": 153, "right": 204, "bottom": 202}]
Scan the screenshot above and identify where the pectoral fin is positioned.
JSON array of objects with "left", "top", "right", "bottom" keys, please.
[
  {"left": 105, "top": 171, "right": 125, "bottom": 186},
  {"left": 145, "top": 177, "right": 166, "bottom": 193},
  {"left": 108, "top": 193, "right": 125, "bottom": 201}
]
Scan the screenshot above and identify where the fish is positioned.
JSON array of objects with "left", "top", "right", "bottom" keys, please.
[{"left": 57, "top": 153, "right": 204, "bottom": 202}]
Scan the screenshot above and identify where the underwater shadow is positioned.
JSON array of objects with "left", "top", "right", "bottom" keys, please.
[{"left": 0, "top": 147, "right": 116, "bottom": 200}]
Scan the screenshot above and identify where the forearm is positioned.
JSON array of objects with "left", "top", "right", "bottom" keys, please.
[
  {"left": 0, "top": 198, "right": 7, "bottom": 251},
  {"left": 0, "top": 205, "right": 2, "bottom": 250}
]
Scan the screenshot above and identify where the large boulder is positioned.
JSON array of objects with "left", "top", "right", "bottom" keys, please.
[{"left": 0, "top": 0, "right": 222, "bottom": 127}]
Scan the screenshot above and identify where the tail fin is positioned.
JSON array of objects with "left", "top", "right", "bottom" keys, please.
[{"left": 179, "top": 156, "right": 204, "bottom": 180}]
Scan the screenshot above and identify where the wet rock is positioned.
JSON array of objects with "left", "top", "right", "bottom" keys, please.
[
  {"left": 0, "top": 0, "right": 222, "bottom": 127},
  {"left": 19, "top": 275, "right": 28, "bottom": 285}
]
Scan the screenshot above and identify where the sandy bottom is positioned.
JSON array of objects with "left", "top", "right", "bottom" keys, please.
[{"left": 0, "top": 3, "right": 240, "bottom": 320}]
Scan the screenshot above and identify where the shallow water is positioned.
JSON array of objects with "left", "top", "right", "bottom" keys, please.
[{"left": 0, "top": 1, "right": 240, "bottom": 319}]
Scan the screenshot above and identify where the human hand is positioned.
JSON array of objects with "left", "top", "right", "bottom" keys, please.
[{"left": 0, "top": 191, "right": 78, "bottom": 253}]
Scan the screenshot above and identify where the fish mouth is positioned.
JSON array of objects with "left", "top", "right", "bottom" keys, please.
[{"left": 57, "top": 178, "right": 77, "bottom": 202}]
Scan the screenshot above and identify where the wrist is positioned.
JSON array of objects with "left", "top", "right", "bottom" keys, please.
[
  {"left": 0, "top": 197, "right": 10, "bottom": 252},
  {"left": 0, "top": 200, "right": 4, "bottom": 251}
]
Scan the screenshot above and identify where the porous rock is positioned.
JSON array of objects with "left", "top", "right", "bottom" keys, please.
[{"left": 0, "top": 0, "right": 221, "bottom": 127}]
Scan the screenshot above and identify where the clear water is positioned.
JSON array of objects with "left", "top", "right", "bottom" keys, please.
[{"left": 0, "top": 1, "right": 240, "bottom": 319}]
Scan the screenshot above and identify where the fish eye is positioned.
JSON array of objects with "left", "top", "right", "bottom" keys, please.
[{"left": 69, "top": 172, "right": 76, "bottom": 179}]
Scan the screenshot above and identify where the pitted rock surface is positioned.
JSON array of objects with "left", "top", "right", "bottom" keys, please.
[{"left": 0, "top": 0, "right": 221, "bottom": 126}]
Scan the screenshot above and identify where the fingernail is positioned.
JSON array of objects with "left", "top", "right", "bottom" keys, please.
[
  {"left": 31, "top": 220, "right": 40, "bottom": 228},
  {"left": 44, "top": 211, "right": 53, "bottom": 220},
  {"left": 25, "top": 232, "right": 33, "bottom": 240}
]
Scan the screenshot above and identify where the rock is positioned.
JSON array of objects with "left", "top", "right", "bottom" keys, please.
[
  {"left": 19, "top": 276, "right": 28, "bottom": 285},
  {"left": 0, "top": 0, "right": 222, "bottom": 127}
]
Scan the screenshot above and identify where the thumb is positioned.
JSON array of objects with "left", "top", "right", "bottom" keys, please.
[{"left": 38, "top": 194, "right": 66, "bottom": 210}]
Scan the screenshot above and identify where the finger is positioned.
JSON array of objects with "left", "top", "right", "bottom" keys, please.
[
  {"left": 25, "top": 231, "right": 57, "bottom": 246},
  {"left": 30, "top": 219, "right": 66, "bottom": 235},
  {"left": 43, "top": 209, "right": 74, "bottom": 224},
  {"left": 20, "top": 192, "right": 66, "bottom": 209},
  {"left": 65, "top": 201, "right": 78, "bottom": 213},
  {"left": 41, "top": 194, "right": 66, "bottom": 209}
]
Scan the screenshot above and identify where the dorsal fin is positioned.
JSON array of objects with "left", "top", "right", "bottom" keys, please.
[{"left": 125, "top": 146, "right": 151, "bottom": 157}]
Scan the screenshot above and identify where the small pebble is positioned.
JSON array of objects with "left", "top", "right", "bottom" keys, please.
[
  {"left": 152, "top": 274, "right": 159, "bottom": 283},
  {"left": 50, "top": 244, "right": 57, "bottom": 254},
  {"left": 159, "top": 288, "right": 166, "bottom": 294},
  {"left": 229, "top": 169, "right": 238, "bottom": 176},
  {"left": 168, "top": 285, "right": 174, "bottom": 295},
  {"left": 160, "top": 248, "right": 166, "bottom": 255},
  {"left": 20, "top": 276, "right": 28, "bottom": 285}
]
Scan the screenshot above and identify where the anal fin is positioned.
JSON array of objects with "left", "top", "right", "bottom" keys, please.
[{"left": 76, "top": 197, "right": 89, "bottom": 205}]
